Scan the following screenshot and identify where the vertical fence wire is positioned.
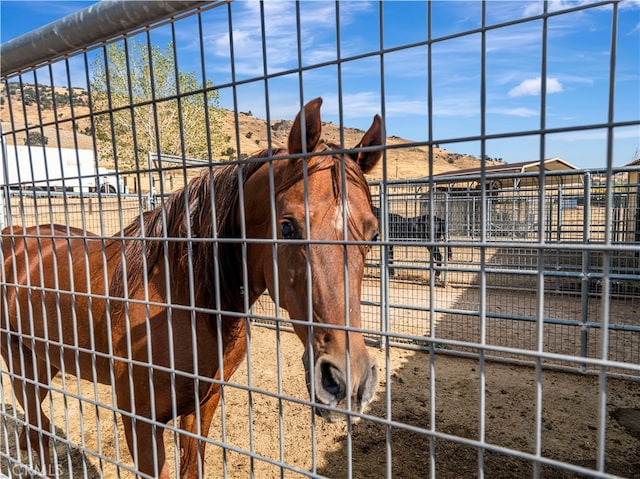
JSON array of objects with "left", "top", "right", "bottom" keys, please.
[{"left": 0, "top": 1, "right": 639, "bottom": 479}]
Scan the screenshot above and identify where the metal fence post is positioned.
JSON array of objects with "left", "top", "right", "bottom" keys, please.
[
  {"left": 555, "top": 187, "right": 563, "bottom": 291},
  {"left": 580, "top": 172, "right": 592, "bottom": 371},
  {"left": 379, "top": 185, "right": 389, "bottom": 348},
  {"left": 0, "top": 130, "right": 7, "bottom": 231}
]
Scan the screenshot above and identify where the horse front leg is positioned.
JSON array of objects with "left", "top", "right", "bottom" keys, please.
[
  {"left": 178, "top": 324, "right": 246, "bottom": 478},
  {"left": 115, "top": 362, "right": 169, "bottom": 479},
  {"left": 179, "top": 390, "right": 221, "bottom": 479},
  {"left": 1, "top": 334, "right": 59, "bottom": 476},
  {"left": 432, "top": 246, "right": 443, "bottom": 279},
  {"left": 387, "top": 245, "right": 395, "bottom": 277},
  {"left": 120, "top": 413, "right": 169, "bottom": 479}
]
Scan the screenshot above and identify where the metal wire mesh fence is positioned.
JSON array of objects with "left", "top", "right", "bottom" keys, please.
[
  {"left": 365, "top": 174, "right": 640, "bottom": 374},
  {"left": 2, "top": 192, "right": 149, "bottom": 236},
  {"left": 1, "top": 1, "right": 639, "bottom": 479}
]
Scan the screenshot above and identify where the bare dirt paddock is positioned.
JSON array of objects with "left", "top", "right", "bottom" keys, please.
[{"left": 1, "top": 323, "right": 639, "bottom": 479}]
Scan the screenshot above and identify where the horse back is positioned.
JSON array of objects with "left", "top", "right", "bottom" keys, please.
[
  {"left": 411, "top": 214, "right": 447, "bottom": 240},
  {"left": 1, "top": 224, "right": 114, "bottom": 382}
]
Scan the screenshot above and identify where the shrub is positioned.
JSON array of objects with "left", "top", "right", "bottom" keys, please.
[{"left": 24, "top": 131, "right": 48, "bottom": 146}]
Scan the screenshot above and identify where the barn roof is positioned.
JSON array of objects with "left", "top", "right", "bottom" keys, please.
[
  {"left": 431, "top": 157, "right": 581, "bottom": 189},
  {"left": 434, "top": 157, "right": 578, "bottom": 178}
]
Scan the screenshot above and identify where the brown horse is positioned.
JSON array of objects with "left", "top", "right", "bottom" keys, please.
[{"left": 0, "top": 98, "right": 383, "bottom": 478}]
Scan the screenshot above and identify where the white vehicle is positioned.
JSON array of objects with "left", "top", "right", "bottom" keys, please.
[{"left": 1, "top": 145, "right": 122, "bottom": 193}]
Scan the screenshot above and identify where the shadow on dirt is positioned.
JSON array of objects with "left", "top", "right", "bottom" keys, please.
[
  {"left": 0, "top": 404, "right": 101, "bottom": 478},
  {"left": 317, "top": 260, "right": 640, "bottom": 479}
]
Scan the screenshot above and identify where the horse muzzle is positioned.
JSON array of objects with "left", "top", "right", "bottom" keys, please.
[{"left": 302, "top": 350, "right": 378, "bottom": 423}]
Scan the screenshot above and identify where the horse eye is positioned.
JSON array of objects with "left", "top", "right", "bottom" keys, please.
[{"left": 281, "top": 219, "right": 297, "bottom": 239}]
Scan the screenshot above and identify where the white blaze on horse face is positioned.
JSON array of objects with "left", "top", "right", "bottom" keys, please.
[
  {"left": 332, "top": 203, "right": 344, "bottom": 233},
  {"left": 309, "top": 203, "right": 347, "bottom": 237}
]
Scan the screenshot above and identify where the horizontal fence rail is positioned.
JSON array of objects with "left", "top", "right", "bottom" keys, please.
[
  {"left": 1, "top": 1, "right": 639, "bottom": 479},
  {"left": 0, "top": 0, "right": 227, "bottom": 77}
]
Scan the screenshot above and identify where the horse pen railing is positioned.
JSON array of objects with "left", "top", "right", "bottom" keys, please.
[
  {"left": 364, "top": 174, "right": 640, "bottom": 371},
  {"left": 2, "top": 1, "right": 640, "bottom": 479},
  {"left": 0, "top": 191, "right": 150, "bottom": 236}
]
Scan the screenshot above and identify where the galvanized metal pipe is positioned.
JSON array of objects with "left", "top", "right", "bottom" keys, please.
[{"left": 0, "top": 0, "right": 223, "bottom": 77}]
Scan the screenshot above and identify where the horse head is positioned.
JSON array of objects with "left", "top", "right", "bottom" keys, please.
[{"left": 245, "top": 98, "right": 382, "bottom": 422}]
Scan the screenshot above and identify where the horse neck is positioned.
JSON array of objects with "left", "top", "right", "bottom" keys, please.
[{"left": 208, "top": 160, "right": 278, "bottom": 312}]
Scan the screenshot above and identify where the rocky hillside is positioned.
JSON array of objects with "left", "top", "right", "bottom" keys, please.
[
  {"left": 1, "top": 84, "right": 498, "bottom": 180},
  {"left": 219, "top": 110, "right": 494, "bottom": 180}
]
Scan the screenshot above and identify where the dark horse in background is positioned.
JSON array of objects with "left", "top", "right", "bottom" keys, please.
[
  {"left": 1, "top": 98, "right": 382, "bottom": 478},
  {"left": 373, "top": 206, "right": 451, "bottom": 278}
]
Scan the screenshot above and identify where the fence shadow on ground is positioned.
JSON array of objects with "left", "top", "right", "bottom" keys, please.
[
  {"left": 316, "top": 346, "right": 640, "bottom": 479},
  {"left": 315, "top": 348, "right": 542, "bottom": 479},
  {"left": 317, "top": 255, "right": 640, "bottom": 479},
  {"left": 0, "top": 404, "right": 101, "bottom": 478}
]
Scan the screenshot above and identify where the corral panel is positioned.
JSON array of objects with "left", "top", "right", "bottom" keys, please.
[{"left": 1, "top": 2, "right": 638, "bottom": 479}]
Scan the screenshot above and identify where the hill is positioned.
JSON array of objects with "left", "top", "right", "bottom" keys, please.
[
  {"left": 1, "top": 84, "right": 499, "bottom": 181},
  {"left": 220, "top": 110, "right": 494, "bottom": 180}
]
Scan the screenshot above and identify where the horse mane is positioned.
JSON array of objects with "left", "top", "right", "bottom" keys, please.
[
  {"left": 110, "top": 149, "right": 285, "bottom": 311},
  {"left": 277, "top": 141, "right": 373, "bottom": 207},
  {"left": 110, "top": 143, "right": 371, "bottom": 310}
]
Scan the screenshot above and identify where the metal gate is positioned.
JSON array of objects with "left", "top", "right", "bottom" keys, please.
[{"left": 1, "top": 1, "right": 639, "bottom": 478}]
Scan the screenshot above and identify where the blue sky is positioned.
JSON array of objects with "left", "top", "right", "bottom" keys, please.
[{"left": 1, "top": 0, "right": 639, "bottom": 169}]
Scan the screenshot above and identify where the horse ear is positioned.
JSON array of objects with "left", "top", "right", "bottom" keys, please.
[
  {"left": 350, "top": 114, "right": 383, "bottom": 174},
  {"left": 288, "top": 97, "right": 323, "bottom": 155}
]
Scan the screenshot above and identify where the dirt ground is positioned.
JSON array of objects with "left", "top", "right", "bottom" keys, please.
[
  {"left": 1, "top": 324, "right": 639, "bottom": 479},
  {"left": 1, "top": 243, "right": 638, "bottom": 478}
]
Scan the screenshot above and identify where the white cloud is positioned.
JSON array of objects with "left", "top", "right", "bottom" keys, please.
[
  {"left": 522, "top": 0, "right": 609, "bottom": 17},
  {"left": 552, "top": 127, "right": 640, "bottom": 142},
  {"left": 432, "top": 95, "right": 479, "bottom": 118},
  {"left": 489, "top": 107, "right": 539, "bottom": 117},
  {"left": 508, "top": 77, "right": 563, "bottom": 97},
  {"left": 620, "top": 0, "right": 640, "bottom": 10},
  {"left": 204, "top": 1, "right": 375, "bottom": 77},
  {"left": 522, "top": 2, "right": 543, "bottom": 17}
]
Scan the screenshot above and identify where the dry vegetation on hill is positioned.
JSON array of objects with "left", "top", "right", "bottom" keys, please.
[
  {"left": 1, "top": 84, "right": 499, "bottom": 181},
  {"left": 221, "top": 110, "right": 498, "bottom": 180}
]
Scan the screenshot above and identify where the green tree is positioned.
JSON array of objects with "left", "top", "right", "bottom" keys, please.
[
  {"left": 24, "top": 131, "right": 48, "bottom": 146},
  {"left": 90, "top": 41, "right": 225, "bottom": 169}
]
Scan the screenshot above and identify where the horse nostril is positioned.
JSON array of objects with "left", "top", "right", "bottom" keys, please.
[
  {"left": 320, "top": 361, "right": 343, "bottom": 399},
  {"left": 358, "top": 361, "right": 378, "bottom": 406}
]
